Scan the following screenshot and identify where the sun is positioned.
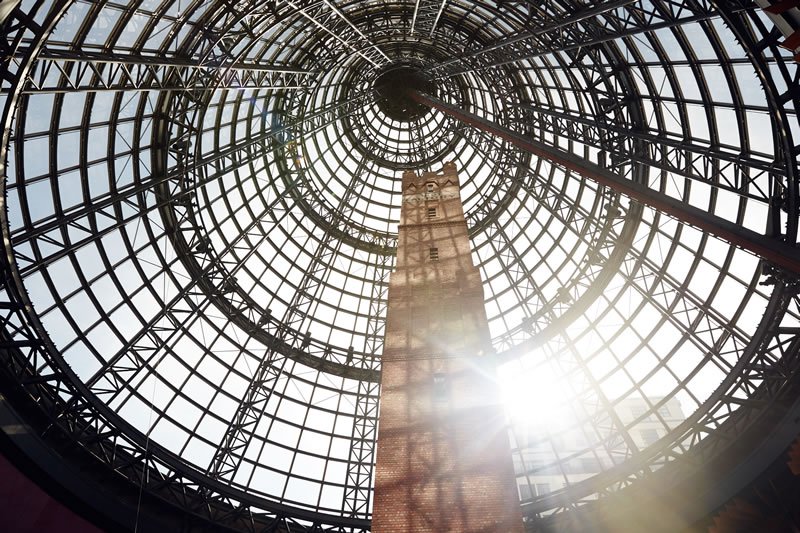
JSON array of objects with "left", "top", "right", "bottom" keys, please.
[{"left": 497, "top": 360, "right": 574, "bottom": 431}]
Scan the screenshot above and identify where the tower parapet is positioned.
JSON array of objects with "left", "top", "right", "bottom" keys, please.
[{"left": 401, "top": 160, "right": 459, "bottom": 191}]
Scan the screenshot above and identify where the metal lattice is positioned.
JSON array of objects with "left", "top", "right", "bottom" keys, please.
[{"left": 1, "top": 1, "right": 800, "bottom": 532}]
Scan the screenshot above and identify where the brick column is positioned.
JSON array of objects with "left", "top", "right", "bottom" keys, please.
[{"left": 372, "top": 162, "right": 523, "bottom": 532}]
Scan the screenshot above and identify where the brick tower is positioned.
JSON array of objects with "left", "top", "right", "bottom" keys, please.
[{"left": 372, "top": 162, "right": 523, "bottom": 532}]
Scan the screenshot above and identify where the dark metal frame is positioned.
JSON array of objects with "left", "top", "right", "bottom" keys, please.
[{"left": 1, "top": 0, "right": 799, "bottom": 531}]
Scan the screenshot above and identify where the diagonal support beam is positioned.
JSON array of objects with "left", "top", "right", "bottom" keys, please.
[{"left": 409, "top": 90, "right": 800, "bottom": 275}]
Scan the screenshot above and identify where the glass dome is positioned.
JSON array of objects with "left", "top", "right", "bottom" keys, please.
[{"left": 1, "top": 1, "right": 799, "bottom": 530}]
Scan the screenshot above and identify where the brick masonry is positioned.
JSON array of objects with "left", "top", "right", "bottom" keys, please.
[{"left": 372, "top": 162, "right": 523, "bottom": 532}]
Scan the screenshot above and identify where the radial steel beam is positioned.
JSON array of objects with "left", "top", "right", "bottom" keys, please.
[
  {"left": 427, "top": 0, "right": 752, "bottom": 79},
  {"left": 208, "top": 158, "right": 372, "bottom": 479},
  {"left": 427, "top": 0, "right": 635, "bottom": 74},
  {"left": 409, "top": 90, "right": 800, "bottom": 275},
  {"left": 282, "top": 0, "right": 389, "bottom": 67},
  {"left": 11, "top": 50, "right": 315, "bottom": 94},
  {"left": 411, "top": 0, "right": 449, "bottom": 37},
  {"left": 318, "top": 0, "right": 391, "bottom": 62}
]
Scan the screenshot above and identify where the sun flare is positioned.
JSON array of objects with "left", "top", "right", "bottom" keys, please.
[{"left": 498, "top": 362, "right": 574, "bottom": 430}]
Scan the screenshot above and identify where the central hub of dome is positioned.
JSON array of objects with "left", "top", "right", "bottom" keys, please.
[{"left": 373, "top": 63, "right": 437, "bottom": 122}]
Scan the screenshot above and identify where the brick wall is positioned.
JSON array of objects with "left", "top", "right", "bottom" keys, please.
[{"left": 372, "top": 163, "right": 523, "bottom": 532}]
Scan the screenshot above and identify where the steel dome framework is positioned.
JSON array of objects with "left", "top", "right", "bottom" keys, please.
[{"left": 1, "top": 0, "right": 800, "bottom": 531}]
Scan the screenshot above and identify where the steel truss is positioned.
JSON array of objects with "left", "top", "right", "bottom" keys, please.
[
  {"left": 0, "top": 2, "right": 373, "bottom": 531},
  {"left": 411, "top": 88, "right": 800, "bottom": 274},
  {"left": 412, "top": 2, "right": 800, "bottom": 527},
  {"left": 1, "top": 1, "right": 800, "bottom": 532},
  {"left": 7, "top": 50, "right": 314, "bottom": 94},
  {"left": 342, "top": 378, "right": 380, "bottom": 518},
  {"left": 410, "top": 0, "right": 448, "bottom": 38},
  {"left": 527, "top": 278, "right": 800, "bottom": 528},
  {"left": 515, "top": 102, "right": 782, "bottom": 203},
  {"left": 0, "top": 294, "right": 371, "bottom": 532},
  {"left": 150, "top": 87, "right": 388, "bottom": 381},
  {"left": 426, "top": 0, "right": 755, "bottom": 79},
  {"left": 279, "top": 0, "right": 390, "bottom": 69},
  {"left": 340, "top": 252, "right": 390, "bottom": 516},
  {"left": 208, "top": 156, "right": 373, "bottom": 477}
]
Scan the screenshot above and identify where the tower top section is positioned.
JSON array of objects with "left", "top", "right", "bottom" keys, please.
[
  {"left": 398, "top": 162, "right": 466, "bottom": 229},
  {"left": 401, "top": 161, "right": 459, "bottom": 191}
]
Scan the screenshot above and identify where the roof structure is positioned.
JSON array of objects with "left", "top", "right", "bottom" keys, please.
[{"left": 1, "top": 1, "right": 800, "bottom": 531}]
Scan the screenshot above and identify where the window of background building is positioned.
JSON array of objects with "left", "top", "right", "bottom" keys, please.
[{"left": 640, "top": 429, "right": 659, "bottom": 445}]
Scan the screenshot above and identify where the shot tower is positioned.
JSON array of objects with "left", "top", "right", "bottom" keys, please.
[{"left": 372, "top": 162, "right": 523, "bottom": 532}]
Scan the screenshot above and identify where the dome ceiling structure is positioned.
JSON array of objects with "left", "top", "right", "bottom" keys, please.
[{"left": 1, "top": 1, "right": 800, "bottom": 531}]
